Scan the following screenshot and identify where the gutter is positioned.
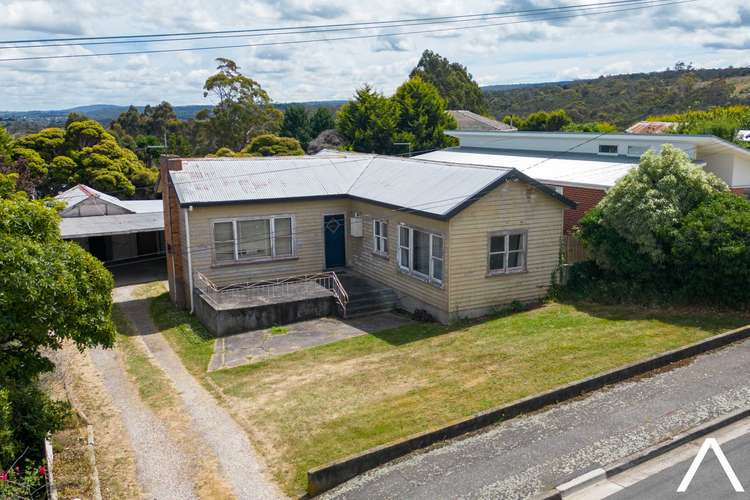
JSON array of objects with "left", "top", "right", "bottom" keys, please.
[{"left": 183, "top": 207, "right": 194, "bottom": 313}]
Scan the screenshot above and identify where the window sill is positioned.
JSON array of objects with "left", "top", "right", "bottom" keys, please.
[
  {"left": 371, "top": 251, "right": 389, "bottom": 261},
  {"left": 398, "top": 267, "right": 445, "bottom": 290},
  {"left": 212, "top": 255, "right": 299, "bottom": 268},
  {"left": 486, "top": 268, "right": 528, "bottom": 278}
]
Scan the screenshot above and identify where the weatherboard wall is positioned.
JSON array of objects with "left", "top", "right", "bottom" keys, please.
[{"left": 447, "top": 179, "right": 565, "bottom": 319}]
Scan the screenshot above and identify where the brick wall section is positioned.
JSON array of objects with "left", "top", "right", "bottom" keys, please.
[
  {"left": 731, "top": 187, "right": 748, "bottom": 197},
  {"left": 160, "top": 156, "right": 187, "bottom": 308},
  {"left": 560, "top": 185, "right": 607, "bottom": 233}
]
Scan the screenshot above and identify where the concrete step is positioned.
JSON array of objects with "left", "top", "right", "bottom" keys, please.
[
  {"left": 347, "top": 293, "right": 398, "bottom": 306},
  {"left": 346, "top": 306, "right": 397, "bottom": 319},
  {"left": 346, "top": 302, "right": 397, "bottom": 316}
]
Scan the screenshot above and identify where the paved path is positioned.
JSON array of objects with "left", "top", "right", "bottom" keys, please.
[
  {"left": 114, "top": 284, "right": 283, "bottom": 500},
  {"left": 89, "top": 346, "right": 197, "bottom": 500},
  {"left": 324, "top": 338, "right": 750, "bottom": 500},
  {"left": 210, "top": 313, "right": 412, "bottom": 370}
]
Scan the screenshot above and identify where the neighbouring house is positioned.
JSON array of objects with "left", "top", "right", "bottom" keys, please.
[
  {"left": 56, "top": 184, "right": 165, "bottom": 263},
  {"left": 448, "top": 110, "right": 517, "bottom": 132},
  {"left": 625, "top": 121, "right": 677, "bottom": 134},
  {"left": 415, "top": 131, "right": 750, "bottom": 232},
  {"left": 160, "top": 154, "right": 575, "bottom": 333}
]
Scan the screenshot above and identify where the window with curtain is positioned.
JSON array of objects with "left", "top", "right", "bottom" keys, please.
[
  {"left": 488, "top": 231, "right": 527, "bottom": 274},
  {"left": 398, "top": 225, "right": 444, "bottom": 285},
  {"left": 213, "top": 216, "right": 294, "bottom": 263},
  {"left": 373, "top": 219, "right": 388, "bottom": 256}
]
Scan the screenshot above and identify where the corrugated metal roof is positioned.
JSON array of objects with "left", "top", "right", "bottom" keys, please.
[
  {"left": 170, "top": 155, "right": 547, "bottom": 218},
  {"left": 60, "top": 212, "right": 164, "bottom": 239},
  {"left": 625, "top": 121, "right": 677, "bottom": 134},
  {"left": 415, "top": 147, "right": 639, "bottom": 189},
  {"left": 55, "top": 184, "right": 163, "bottom": 214}
]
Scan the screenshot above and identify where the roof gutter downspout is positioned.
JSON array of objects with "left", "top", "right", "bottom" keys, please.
[{"left": 183, "top": 206, "right": 194, "bottom": 314}]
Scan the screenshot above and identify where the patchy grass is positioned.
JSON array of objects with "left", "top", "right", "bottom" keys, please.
[
  {"left": 147, "top": 290, "right": 750, "bottom": 496},
  {"left": 270, "top": 325, "right": 289, "bottom": 335},
  {"left": 112, "top": 306, "right": 176, "bottom": 411}
]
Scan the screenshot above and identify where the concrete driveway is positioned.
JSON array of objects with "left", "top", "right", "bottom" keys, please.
[
  {"left": 209, "top": 312, "right": 413, "bottom": 370},
  {"left": 322, "top": 338, "right": 750, "bottom": 499}
]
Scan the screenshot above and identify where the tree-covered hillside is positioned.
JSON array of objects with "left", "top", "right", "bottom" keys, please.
[{"left": 484, "top": 65, "right": 750, "bottom": 127}]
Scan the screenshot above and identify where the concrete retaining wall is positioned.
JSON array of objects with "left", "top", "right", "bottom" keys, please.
[
  {"left": 194, "top": 292, "right": 335, "bottom": 337},
  {"left": 307, "top": 324, "right": 750, "bottom": 496}
]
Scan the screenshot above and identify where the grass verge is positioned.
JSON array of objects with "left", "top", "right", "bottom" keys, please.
[{"left": 146, "top": 287, "right": 750, "bottom": 496}]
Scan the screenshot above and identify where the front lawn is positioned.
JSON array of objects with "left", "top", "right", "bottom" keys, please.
[{"left": 146, "top": 284, "right": 750, "bottom": 496}]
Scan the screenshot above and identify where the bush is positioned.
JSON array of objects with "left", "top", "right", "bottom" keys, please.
[{"left": 673, "top": 192, "right": 750, "bottom": 306}]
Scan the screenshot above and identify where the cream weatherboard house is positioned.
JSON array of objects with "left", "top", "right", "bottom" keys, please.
[{"left": 160, "top": 154, "right": 575, "bottom": 333}]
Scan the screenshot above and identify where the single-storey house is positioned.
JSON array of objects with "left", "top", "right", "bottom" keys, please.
[
  {"left": 160, "top": 154, "right": 575, "bottom": 327},
  {"left": 56, "top": 184, "right": 165, "bottom": 263},
  {"left": 415, "top": 131, "right": 750, "bottom": 232}
]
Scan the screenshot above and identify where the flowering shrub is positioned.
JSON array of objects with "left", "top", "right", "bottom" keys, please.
[{"left": 0, "top": 458, "right": 46, "bottom": 499}]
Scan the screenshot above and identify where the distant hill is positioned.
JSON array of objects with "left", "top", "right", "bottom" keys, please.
[
  {"left": 0, "top": 100, "right": 346, "bottom": 134},
  {"left": 483, "top": 66, "right": 750, "bottom": 127}
]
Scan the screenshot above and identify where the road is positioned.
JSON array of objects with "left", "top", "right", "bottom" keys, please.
[
  {"left": 323, "top": 338, "right": 750, "bottom": 499},
  {"left": 609, "top": 431, "right": 750, "bottom": 499}
]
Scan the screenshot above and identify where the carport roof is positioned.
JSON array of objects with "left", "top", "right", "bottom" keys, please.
[{"left": 59, "top": 212, "right": 164, "bottom": 239}]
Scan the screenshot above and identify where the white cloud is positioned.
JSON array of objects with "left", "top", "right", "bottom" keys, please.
[{"left": 0, "top": 0, "right": 748, "bottom": 110}]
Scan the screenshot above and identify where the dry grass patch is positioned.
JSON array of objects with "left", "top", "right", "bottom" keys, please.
[{"left": 149, "top": 291, "right": 750, "bottom": 496}]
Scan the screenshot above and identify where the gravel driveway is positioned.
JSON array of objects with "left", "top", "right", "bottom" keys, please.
[
  {"left": 114, "top": 283, "right": 283, "bottom": 500},
  {"left": 89, "top": 346, "right": 197, "bottom": 500}
]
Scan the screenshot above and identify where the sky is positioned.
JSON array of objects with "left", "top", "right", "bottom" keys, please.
[{"left": 1, "top": 0, "right": 749, "bottom": 111}]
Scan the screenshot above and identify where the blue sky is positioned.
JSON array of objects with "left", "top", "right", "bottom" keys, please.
[{"left": 1, "top": 0, "right": 749, "bottom": 110}]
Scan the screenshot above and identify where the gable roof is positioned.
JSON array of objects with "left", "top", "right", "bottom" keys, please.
[
  {"left": 169, "top": 154, "right": 575, "bottom": 220},
  {"left": 55, "top": 184, "right": 162, "bottom": 214},
  {"left": 448, "top": 110, "right": 517, "bottom": 132}
]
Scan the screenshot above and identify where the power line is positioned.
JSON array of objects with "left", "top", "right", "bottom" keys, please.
[
  {"left": 0, "top": 0, "right": 657, "bottom": 50},
  {"left": 0, "top": 0, "right": 692, "bottom": 63},
  {"left": 0, "top": 0, "right": 663, "bottom": 46}
]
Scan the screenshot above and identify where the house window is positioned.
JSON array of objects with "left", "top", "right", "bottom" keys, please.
[
  {"left": 213, "top": 216, "right": 294, "bottom": 263},
  {"left": 598, "top": 144, "right": 618, "bottom": 155},
  {"left": 213, "top": 222, "right": 235, "bottom": 262},
  {"left": 398, "top": 225, "right": 444, "bottom": 285},
  {"left": 627, "top": 145, "right": 649, "bottom": 157},
  {"left": 488, "top": 231, "right": 527, "bottom": 275},
  {"left": 373, "top": 219, "right": 388, "bottom": 256}
]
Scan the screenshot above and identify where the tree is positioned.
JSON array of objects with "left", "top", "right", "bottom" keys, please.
[
  {"left": 10, "top": 119, "right": 157, "bottom": 197},
  {"left": 562, "top": 122, "right": 618, "bottom": 133},
  {"left": 280, "top": 105, "right": 311, "bottom": 148},
  {"left": 242, "top": 134, "right": 304, "bottom": 156},
  {"left": 336, "top": 85, "right": 400, "bottom": 154},
  {"left": 392, "top": 76, "right": 457, "bottom": 152},
  {"left": 309, "top": 107, "right": 335, "bottom": 139},
  {"left": 307, "top": 129, "right": 347, "bottom": 154},
  {"left": 409, "top": 50, "right": 487, "bottom": 114},
  {"left": 202, "top": 58, "right": 282, "bottom": 151},
  {"left": 503, "top": 109, "right": 572, "bottom": 131},
  {"left": 0, "top": 127, "right": 13, "bottom": 162},
  {"left": 0, "top": 173, "right": 115, "bottom": 466}
]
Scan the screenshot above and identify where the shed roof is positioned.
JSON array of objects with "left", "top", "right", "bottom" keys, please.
[
  {"left": 415, "top": 147, "right": 640, "bottom": 189},
  {"left": 448, "top": 110, "right": 517, "bottom": 132},
  {"left": 170, "top": 154, "right": 574, "bottom": 219},
  {"left": 625, "top": 121, "right": 677, "bottom": 134},
  {"left": 59, "top": 212, "right": 164, "bottom": 239},
  {"left": 55, "top": 184, "right": 162, "bottom": 214}
]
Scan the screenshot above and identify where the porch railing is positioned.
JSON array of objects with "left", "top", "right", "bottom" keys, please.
[{"left": 195, "top": 271, "right": 349, "bottom": 317}]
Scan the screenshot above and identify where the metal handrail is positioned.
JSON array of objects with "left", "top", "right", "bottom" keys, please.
[{"left": 195, "top": 271, "right": 349, "bottom": 317}]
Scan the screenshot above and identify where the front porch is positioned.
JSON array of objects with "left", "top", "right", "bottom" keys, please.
[{"left": 193, "top": 270, "right": 398, "bottom": 337}]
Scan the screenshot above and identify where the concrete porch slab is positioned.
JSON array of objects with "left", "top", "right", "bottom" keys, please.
[{"left": 208, "top": 312, "right": 413, "bottom": 371}]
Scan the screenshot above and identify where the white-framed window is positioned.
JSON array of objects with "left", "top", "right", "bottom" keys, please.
[
  {"left": 373, "top": 219, "right": 388, "bottom": 256},
  {"left": 488, "top": 231, "right": 527, "bottom": 275},
  {"left": 398, "top": 224, "right": 444, "bottom": 285},
  {"left": 212, "top": 216, "right": 294, "bottom": 263}
]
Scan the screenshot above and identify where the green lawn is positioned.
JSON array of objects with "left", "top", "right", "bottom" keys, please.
[{"left": 144, "top": 284, "right": 750, "bottom": 496}]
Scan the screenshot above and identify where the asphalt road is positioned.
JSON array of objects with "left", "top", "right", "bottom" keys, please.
[
  {"left": 609, "top": 432, "right": 750, "bottom": 499},
  {"left": 323, "top": 338, "right": 750, "bottom": 499}
]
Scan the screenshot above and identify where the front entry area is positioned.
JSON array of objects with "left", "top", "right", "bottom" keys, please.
[{"left": 324, "top": 213, "right": 346, "bottom": 268}]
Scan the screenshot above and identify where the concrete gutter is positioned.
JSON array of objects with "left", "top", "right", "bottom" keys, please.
[
  {"left": 307, "top": 324, "right": 750, "bottom": 496},
  {"left": 536, "top": 406, "right": 750, "bottom": 499}
]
